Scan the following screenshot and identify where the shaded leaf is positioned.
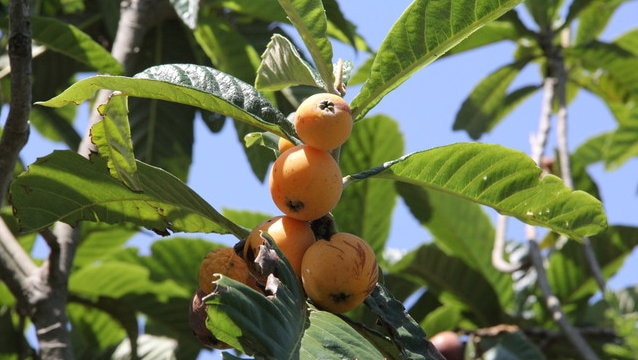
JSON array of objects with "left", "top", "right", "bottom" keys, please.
[
  {"left": 353, "top": 143, "right": 607, "bottom": 238},
  {"left": 36, "top": 64, "right": 291, "bottom": 138},
  {"left": 523, "top": 0, "right": 562, "bottom": 31},
  {"left": 391, "top": 243, "right": 504, "bottom": 325},
  {"left": 453, "top": 60, "right": 535, "bottom": 139},
  {"left": 300, "top": 310, "right": 385, "bottom": 359},
  {"left": 91, "top": 93, "right": 142, "bottom": 191},
  {"left": 333, "top": 115, "right": 404, "bottom": 255},
  {"left": 397, "top": 184, "right": 515, "bottom": 311},
  {"left": 277, "top": 0, "right": 335, "bottom": 91},
  {"left": 481, "top": 331, "right": 546, "bottom": 360},
  {"left": 547, "top": 226, "right": 638, "bottom": 304},
  {"left": 74, "top": 223, "right": 137, "bottom": 269},
  {"left": 565, "top": 0, "right": 627, "bottom": 44},
  {"left": 68, "top": 303, "right": 126, "bottom": 359},
  {"left": 10, "top": 151, "right": 248, "bottom": 239},
  {"left": 256, "top": 34, "right": 326, "bottom": 91},
  {"left": 222, "top": 209, "right": 273, "bottom": 230},
  {"left": 364, "top": 284, "right": 445, "bottom": 359},
  {"left": 112, "top": 334, "right": 178, "bottom": 360},
  {"left": 350, "top": 0, "right": 522, "bottom": 120},
  {"left": 32, "top": 16, "right": 123, "bottom": 74}
]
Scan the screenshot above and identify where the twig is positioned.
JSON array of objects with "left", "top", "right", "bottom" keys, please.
[
  {"left": 492, "top": 214, "right": 524, "bottom": 272},
  {"left": 528, "top": 240, "right": 600, "bottom": 360}
]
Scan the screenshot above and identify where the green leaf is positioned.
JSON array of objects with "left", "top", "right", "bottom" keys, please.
[
  {"left": 68, "top": 303, "right": 126, "bottom": 358},
  {"left": 547, "top": 226, "right": 638, "bottom": 304},
  {"left": 91, "top": 93, "right": 142, "bottom": 191},
  {"left": 453, "top": 61, "right": 535, "bottom": 139},
  {"left": 446, "top": 9, "right": 534, "bottom": 56},
  {"left": 604, "top": 118, "right": 638, "bottom": 169},
  {"left": 10, "top": 151, "right": 248, "bottom": 239},
  {"left": 36, "top": 64, "right": 291, "bottom": 138},
  {"left": 30, "top": 106, "right": 80, "bottom": 149},
  {"left": 397, "top": 184, "right": 515, "bottom": 311},
  {"left": 300, "top": 309, "right": 385, "bottom": 359},
  {"left": 364, "top": 284, "right": 445, "bottom": 359},
  {"left": 194, "top": 13, "right": 261, "bottom": 83},
  {"left": 112, "top": 334, "right": 179, "bottom": 360},
  {"left": 615, "top": 29, "right": 638, "bottom": 55},
  {"left": 74, "top": 223, "right": 137, "bottom": 269},
  {"left": 70, "top": 261, "right": 187, "bottom": 300},
  {"left": 207, "top": 249, "right": 306, "bottom": 357},
  {"left": 565, "top": 0, "right": 627, "bottom": 44},
  {"left": 351, "top": 143, "right": 607, "bottom": 238},
  {"left": 222, "top": 209, "right": 273, "bottom": 230},
  {"left": 277, "top": 0, "right": 335, "bottom": 90},
  {"left": 333, "top": 115, "right": 404, "bottom": 255},
  {"left": 391, "top": 243, "right": 504, "bottom": 325},
  {"left": 350, "top": 0, "right": 523, "bottom": 120},
  {"left": 255, "top": 34, "right": 326, "bottom": 91},
  {"left": 169, "top": 0, "right": 199, "bottom": 29},
  {"left": 128, "top": 97, "right": 196, "bottom": 182},
  {"left": 32, "top": 16, "right": 123, "bottom": 74},
  {"left": 567, "top": 41, "right": 638, "bottom": 99},
  {"left": 481, "top": 331, "right": 546, "bottom": 360},
  {"left": 523, "top": 0, "right": 563, "bottom": 30}
]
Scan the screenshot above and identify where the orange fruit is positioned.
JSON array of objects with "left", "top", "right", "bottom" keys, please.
[
  {"left": 244, "top": 216, "right": 316, "bottom": 277},
  {"left": 294, "top": 93, "right": 353, "bottom": 150},
  {"left": 269, "top": 145, "right": 342, "bottom": 221},
  {"left": 301, "top": 232, "right": 378, "bottom": 313}
]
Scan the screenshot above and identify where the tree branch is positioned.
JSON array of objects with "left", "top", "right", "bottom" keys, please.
[
  {"left": 528, "top": 240, "right": 600, "bottom": 360},
  {"left": 0, "top": 0, "right": 31, "bottom": 203},
  {"left": 492, "top": 214, "right": 525, "bottom": 273}
]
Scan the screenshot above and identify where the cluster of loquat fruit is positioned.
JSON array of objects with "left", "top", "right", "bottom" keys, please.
[{"left": 190, "top": 93, "right": 379, "bottom": 349}]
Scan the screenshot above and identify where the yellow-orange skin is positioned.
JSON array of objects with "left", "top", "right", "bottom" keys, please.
[
  {"left": 269, "top": 145, "right": 342, "bottom": 221},
  {"left": 277, "top": 137, "right": 295, "bottom": 154},
  {"left": 198, "top": 247, "right": 254, "bottom": 294},
  {"left": 301, "top": 233, "right": 378, "bottom": 313},
  {"left": 244, "top": 216, "right": 316, "bottom": 277},
  {"left": 294, "top": 93, "right": 353, "bottom": 151}
]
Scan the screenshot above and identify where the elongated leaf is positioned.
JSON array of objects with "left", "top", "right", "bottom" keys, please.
[
  {"left": 391, "top": 243, "right": 505, "bottom": 325},
  {"left": 565, "top": 0, "right": 627, "bottom": 44},
  {"left": 333, "top": 115, "right": 404, "bottom": 255},
  {"left": 300, "top": 310, "right": 385, "bottom": 359},
  {"left": 36, "top": 64, "right": 292, "bottom": 138},
  {"left": 112, "top": 334, "right": 179, "bottom": 360},
  {"left": 68, "top": 303, "right": 126, "bottom": 358},
  {"left": 615, "top": 29, "right": 638, "bottom": 55},
  {"left": 547, "top": 226, "right": 638, "bottom": 304},
  {"left": 256, "top": 34, "right": 326, "bottom": 91},
  {"left": 567, "top": 41, "right": 638, "bottom": 98},
  {"left": 446, "top": 10, "right": 534, "bottom": 56},
  {"left": 359, "top": 285, "right": 442, "bottom": 359},
  {"left": 350, "top": 0, "right": 522, "bottom": 120},
  {"left": 277, "top": 0, "right": 335, "bottom": 89},
  {"left": 70, "top": 262, "right": 188, "bottom": 300},
  {"left": 524, "top": 0, "right": 562, "bottom": 30},
  {"left": 169, "top": 0, "right": 199, "bottom": 29},
  {"left": 74, "top": 223, "right": 137, "bottom": 269},
  {"left": 453, "top": 61, "right": 533, "bottom": 139},
  {"left": 350, "top": 143, "right": 607, "bottom": 238},
  {"left": 397, "top": 184, "right": 515, "bottom": 311},
  {"left": 91, "top": 93, "right": 142, "bottom": 191},
  {"left": 604, "top": 119, "right": 638, "bottom": 169},
  {"left": 31, "top": 16, "right": 122, "bottom": 74},
  {"left": 10, "top": 151, "right": 248, "bottom": 239}
]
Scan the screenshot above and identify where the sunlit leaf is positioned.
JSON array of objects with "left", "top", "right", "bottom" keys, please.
[
  {"left": 36, "top": 64, "right": 291, "bottom": 138},
  {"left": 350, "top": 143, "right": 607, "bottom": 238},
  {"left": 91, "top": 93, "right": 142, "bottom": 191},
  {"left": 256, "top": 34, "right": 326, "bottom": 91},
  {"left": 350, "top": 0, "right": 522, "bottom": 120},
  {"left": 277, "top": 0, "right": 335, "bottom": 90},
  {"left": 10, "top": 151, "right": 248, "bottom": 239}
]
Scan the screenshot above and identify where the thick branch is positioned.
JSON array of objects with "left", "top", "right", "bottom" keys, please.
[{"left": 0, "top": 0, "right": 31, "bottom": 203}]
